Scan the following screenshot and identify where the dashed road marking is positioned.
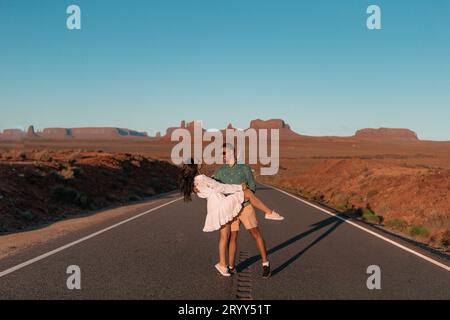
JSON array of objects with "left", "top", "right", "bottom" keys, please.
[{"left": 235, "top": 250, "right": 253, "bottom": 300}]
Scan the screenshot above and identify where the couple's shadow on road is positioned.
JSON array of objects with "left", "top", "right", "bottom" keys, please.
[{"left": 236, "top": 214, "right": 348, "bottom": 277}]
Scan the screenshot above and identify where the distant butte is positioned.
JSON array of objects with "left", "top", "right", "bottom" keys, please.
[
  {"left": 249, "top": 118, "right": 301, "bottom": 140},
  {"left": 0, "top": 129, "right": 24, "bottom": 140},
  {"left": 250, "top": 118, "right": 290, "bottom": 129},
  {"left": 354, "top": 128, "right": 419, "bottom": 141}
]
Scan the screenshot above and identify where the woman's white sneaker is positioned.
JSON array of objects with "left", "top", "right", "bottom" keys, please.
[
  {"left": 265, "top": 211, "right": 285, "bottom": 221},
  {"left": 215, "top": 263, "right": 231, "bottom": 277}
]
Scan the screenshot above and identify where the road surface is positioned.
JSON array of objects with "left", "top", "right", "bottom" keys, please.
[{"left": 0, "top": 184, "right": 449, "bottom": 299}]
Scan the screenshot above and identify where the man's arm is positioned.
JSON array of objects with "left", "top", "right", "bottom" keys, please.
[{"left": 243, "top": 165, "right": 256, "bottom": 193}]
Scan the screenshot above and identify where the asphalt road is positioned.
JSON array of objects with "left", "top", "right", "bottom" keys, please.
[{"left": 0, "top": 185, "right": 449, "bottom": 299}]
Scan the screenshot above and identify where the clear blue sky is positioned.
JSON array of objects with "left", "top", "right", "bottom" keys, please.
[{"left": 1, "top": 0, "right": 449, "bottom": 140}]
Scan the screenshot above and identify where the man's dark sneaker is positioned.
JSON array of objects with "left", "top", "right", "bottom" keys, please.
[
  {"left": 262, "top": 264, "right": 271, "bottom": 278},
  {"left": 227, "top": 266, "right": 237, "bottom": 275}
]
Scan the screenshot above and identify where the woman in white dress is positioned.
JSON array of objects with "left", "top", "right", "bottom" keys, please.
[{"left": 179, "top": 160, "right": 283, "bottom": 276}]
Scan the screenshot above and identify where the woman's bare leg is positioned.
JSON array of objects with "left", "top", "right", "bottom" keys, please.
[
  {"left": 243, "top": 189, "right": 272, "bottom": 215},
  {"left": 228, "top": 231, "right": 238, "bottom": 268},
  {"left": 219, "top": 223, "right": 231, "bottom": 268}
]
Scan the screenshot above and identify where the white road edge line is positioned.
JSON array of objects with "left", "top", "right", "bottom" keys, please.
[
  {"left": 263, "top": 183, "right": 450, "bottom": 272},
  {"left": 0, "top": 197, "right": 183, "bottom": 279}
]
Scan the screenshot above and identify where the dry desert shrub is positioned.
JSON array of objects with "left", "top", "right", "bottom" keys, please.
[
  {"left": 33, "top": 149, "right": 53, "bottom": 162},
  {"left": 385, "top": 219, "right": 408, "bottom": 231},
  {"left": 408, "top": 225, "right": 430, "bottom": 237},
  {"left": 52, "top": 185, "right": 89, "bottom": 209},
  {"left": 68, "top": 149, "right": 82, "bottom": 162},
  {"left": 3, "top": 150, "right": 27, "bottom": 161},
  {"left": 131, "top": 160, "right": 141, "bottom": 167},
  {"left": 440, "top": 230, "right": 450, "bottom": 248},
  {"left": 367, "top": 189, "right": 379, "bottom": 198},
  {"left": 58, "top": 165, "right": 83, "bottom": 180},
  {"left": 425, "top": 210, "right": 450, "bottom": 230}
]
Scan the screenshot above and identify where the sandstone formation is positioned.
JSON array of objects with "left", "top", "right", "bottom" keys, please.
[
  {"left": 26, "top": 125, "right": 38, "bottom": 138},
  {"left": 41, "top": 128, "right": 72, "bottom": 139},
  {"left": 0, "top": 129, "right": 24, "bottom": 140},
  {"left": 354, "top": 128, "right": 419, "bottom": 141},
  {"left": 248, "top": 118, "right": 300, "bottom": 140},
  {"left": 250, "top": 119, "right": 290, "bottom": 129}
]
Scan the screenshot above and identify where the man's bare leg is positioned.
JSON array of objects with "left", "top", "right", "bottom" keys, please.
[{"left": 248, "top": 227, "right": 269, "bottom": 263}]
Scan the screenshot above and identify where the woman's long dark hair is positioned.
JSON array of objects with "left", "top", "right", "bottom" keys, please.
[{"left": 179, "top": 159, "right": 199, "bottom": 202}]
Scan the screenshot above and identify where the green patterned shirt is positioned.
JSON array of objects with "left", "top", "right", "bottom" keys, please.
[{"left": 213, "top": 164, "right": 256, "bottom": 206}]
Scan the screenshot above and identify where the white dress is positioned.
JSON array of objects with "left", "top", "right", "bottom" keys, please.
[{"left": 194, "top": 174, "right": 245, "bottom": 232}]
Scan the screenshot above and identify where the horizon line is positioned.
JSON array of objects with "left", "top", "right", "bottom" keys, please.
[{"left": 1, "top": 120, "right": 450, "bottom": 142}]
